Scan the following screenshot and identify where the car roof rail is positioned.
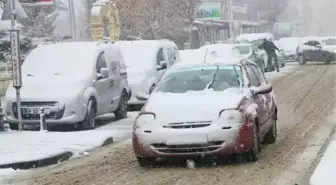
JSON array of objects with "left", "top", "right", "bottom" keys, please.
[
  {"left": 97, "top": 37, "right": 115, "bottom": 45},
  {"left": 40, "top": 41, "right": 57, "bottom": 45}
]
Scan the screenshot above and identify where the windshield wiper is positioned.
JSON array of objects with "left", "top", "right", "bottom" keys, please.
[
  {"left": 233, "top": 67, "right": 242, "bottom": 87},
  {"left": 207, "top": 65, "right": 219, "bottom": 89},
  {"left": 26, "top": 74, "right": 34, "bottom": 77}
]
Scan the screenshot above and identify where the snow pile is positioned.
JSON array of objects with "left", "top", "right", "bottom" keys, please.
[
  {"left": 0, "top": 130, "right": 114, "bottom": 166},
  {"left": 310, "top": 141, "right": 336, "bottom": 185},
  {"left": 0, "top": 168, "right": 26, "bottom": 184}
]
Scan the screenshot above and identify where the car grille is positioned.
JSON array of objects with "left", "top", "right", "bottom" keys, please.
[
  {"left": 163, "top": 121, "right": 212, "bottom": 129},
  {"left": 151, "top": 141, "right": 224, "bottom": 154},
  {"left": 12, "top": 101, "right": 64, "bottom": 120}
]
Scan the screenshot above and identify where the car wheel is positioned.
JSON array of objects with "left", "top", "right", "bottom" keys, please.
[
  {"left": 281, "top": 63, "right": 286, "bottom": 68},
  {"left": 298, "top": 55, "right": 306, "bottom": 65},
  {"left": 263, "top": 118, "right": 277, "bottom": 144},
  {"left": 9, "top": 123, "right": 19, "bottom": 130},
  {"left": 247, "top": 123, "right": 260, "bottom": 162},
  {"left": 136, "top": 156, "right": 155, "bottom": 167},
  {"left": 114, "top": 92, "right": 128, "bottom": 120},
  {"left": 81, "top": 100, "right": 96, "bottom": 130}
]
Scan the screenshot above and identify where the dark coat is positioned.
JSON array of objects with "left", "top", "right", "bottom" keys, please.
[{"left": 258, "top": 40, "right": 279, "bottom": 53}]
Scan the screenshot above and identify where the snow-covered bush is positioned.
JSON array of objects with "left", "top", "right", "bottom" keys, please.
[{"left": 0, "top": 29, "right": 33, "bottom": 63}]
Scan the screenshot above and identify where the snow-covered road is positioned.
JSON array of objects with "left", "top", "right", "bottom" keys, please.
[{"left": 2, "top": 63, "right": 335, "bottom": 185}]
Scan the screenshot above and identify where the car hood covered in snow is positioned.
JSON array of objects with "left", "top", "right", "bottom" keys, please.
[
  {"left": 144, "top": 88, "right": 248, "bottom": 123},
  {"left": 5, "top": 74, "right": 88, "bottom": 101}
]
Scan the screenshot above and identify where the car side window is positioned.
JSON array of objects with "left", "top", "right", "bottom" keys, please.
[
  {"left": 166, "top": 48, "right": 174, "bottom": 66},
  {"left": 173, "top": 48, "right": 180, "bottom": 62},
  {"left": 156, "top": 48, "right": 165, "bottom": 65},
  {"left": 245, "top": 65, "right": 261, "bottom": 87},
  {"left": 251, "top": 65, "right": 267, "bottom": 84},
  {"left": 96, "top": 52, "right": 107, "bottom": 73}
]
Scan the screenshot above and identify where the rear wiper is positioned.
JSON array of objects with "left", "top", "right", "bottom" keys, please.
[
  {"left": 207, "top": 65, "right": 219, "bottom": 89},
  {"left": 26, "top": 74, "right": 34, "bottom": 77}
]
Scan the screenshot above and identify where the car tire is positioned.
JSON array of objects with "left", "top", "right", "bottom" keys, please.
[
  {"left": 325, "top": 56, "right": 331, "bottom": 64},
  {"left": 298, "top": 55, "right": 307, "bottom": 65},
  {"left": 263, "top": 118, "right": 277, "bottom": 144},
  {"left": 281, "top": 63, "right": 286, "bottom": 68},
  {"left": 136, "top": 156, "right": 155, "bottom": 167},
  {"left": 9, "top": 123, "right": 18, "bottom": 130},
  {"left": 114, "top": 92, "right": 128, "bottom": 120},
  {"left": 81, "top": 100, "right": 96, "bottom": 130},
  {"left": 247, "top": 123, "right": 260, "bottom": 162}
]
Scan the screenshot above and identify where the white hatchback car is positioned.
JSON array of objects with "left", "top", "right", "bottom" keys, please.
[
  {"left": 115, "top": 40, "right": 181, "bottom": 110},
  {"left": 4, "top": 41, "right": 131, "bottom": 130}
]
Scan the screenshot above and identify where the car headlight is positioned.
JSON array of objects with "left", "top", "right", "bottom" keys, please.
[
  {"left": 134, "top": 113, "right": 156, "bottom": 128},
  {"left": 217, "top": 110, "right": 245, "bottom": 124},
  {"left": 333, "top": 49, "right": 336, "bottom": 53}
]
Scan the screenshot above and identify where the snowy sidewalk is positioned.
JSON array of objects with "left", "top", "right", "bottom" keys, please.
[{"left": 0, "top": 112, "right": 137, "bottom": 169}]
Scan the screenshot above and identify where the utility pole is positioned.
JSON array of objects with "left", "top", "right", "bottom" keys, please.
[
  {"left": 10, "top": 0, "right": 23, "bottom": 131},
  {"left": 229, "top": 0, "right": 234, "bottom": 38},
  {"left": 68, "top": 0, "right": 76, "bottom": 41}
]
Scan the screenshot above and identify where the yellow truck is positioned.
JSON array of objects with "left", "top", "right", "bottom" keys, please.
[{"left": 91, "top": 1, "right": 120, "bottom": 41}]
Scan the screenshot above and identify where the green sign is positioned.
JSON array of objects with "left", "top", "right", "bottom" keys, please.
[{"left": 196, "top": 3, "right": 221, "bottom": 20}]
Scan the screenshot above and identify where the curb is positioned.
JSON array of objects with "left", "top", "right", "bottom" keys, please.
[
  {"left": 0, "top": 151, "right": 73, "bottom": 170},
  {"left": 0, "top": 137, "right": 114, "bottom": 170}
]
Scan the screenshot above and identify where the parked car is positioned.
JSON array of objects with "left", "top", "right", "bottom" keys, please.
[
  {"left": 277, "top": 37, "right": 301, "bottom": 62},
  {"left": 235, "top": 33, "right": 282, "bottom": 72},
  {"left": 4, "top": 41, "right": 131, "bottom": 130},
  {"left": 132, "top": 59, "right": 278, "bottom": 166},
  {"left": 297, "top": 36, "right": 336, "bottom": 65},
  {"left": 234, "top": 43, "right": 265, "bottom": 73},
  {"left": 115, "top": 40, "right": 181, "bottom": 110},
  {"left": 179, "top": 48, "right": 208, "bottom": 64},
  {"left": 274, "top": 41, "right": 287, "bottom": 68}
]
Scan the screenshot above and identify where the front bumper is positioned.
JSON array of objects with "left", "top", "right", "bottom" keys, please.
[
  {"left": 133, "top": 121, "right": 255, "bottom": 157},
  {"left": 4, "top": 100, "right": 87, "bottom": 126},
  {"left": 128, "top": 93, "right": 146, "bottom": 105}
]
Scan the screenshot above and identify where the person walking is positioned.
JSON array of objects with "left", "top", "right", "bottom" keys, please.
[{"left": 258, "top": 38, "right": 280, "bottom": 72}]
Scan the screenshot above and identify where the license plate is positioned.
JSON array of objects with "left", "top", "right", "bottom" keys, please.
[
  {"left": 22, "top": 108, "right": 50, "bottom": 115},
  {"left": 166, "top": 135, "right": 207, "bottom": 145}
]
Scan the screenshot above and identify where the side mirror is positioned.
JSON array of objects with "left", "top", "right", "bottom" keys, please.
[
  {"left": 156, "top": 61, "right": 167, "bottom": 70},
  {"left": 136, "top": 92, "right": 149, "bottom": 101},
  {"left": 316, "top": 44, "right": 322, "bottom": 49},
  {"left": 97, "top": 67, "right": 109, "bottom": 80},
  {"left": 250, "top": 84, "right": 272, "bottom": 96}
]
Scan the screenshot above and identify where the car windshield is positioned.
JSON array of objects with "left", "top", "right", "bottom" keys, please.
[
  {"left": 155, "top": 65, "right": 243, "bottom": 93},
  {"left": 322, "top": 38, "right": 336, "bottom": 45},
  {"left": 235, "top": 45, "right": 251, "bottom": 55}
]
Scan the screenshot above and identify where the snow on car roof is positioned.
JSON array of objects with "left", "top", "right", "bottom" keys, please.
[
  {"left": 179, "top": 48, "right": 207, "bottom": 64},
  {"left": 235, "top": 32, "right": 274, "bottom": 42},
  {"left": 300, "top": 36, "right": 322, "bottom": 43},
  {"left": 234, "top": 43, "right": 252, "bottom": 47},
  {"left": 172, "top": 58, "right": 244, "bottom": 69}
]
